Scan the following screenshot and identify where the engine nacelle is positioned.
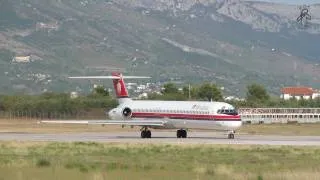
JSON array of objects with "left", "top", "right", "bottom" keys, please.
[{"left": 122, "top": 107, "right": 132, "bottom": 118}]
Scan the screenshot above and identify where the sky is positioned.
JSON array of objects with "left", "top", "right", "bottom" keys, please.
[{"left": 249, "top": 0, "right": 319, "bottom": 5}]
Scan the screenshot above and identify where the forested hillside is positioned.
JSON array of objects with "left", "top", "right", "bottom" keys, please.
[{"left": 0, "top": 0, "right": 319, "bottom": 96}]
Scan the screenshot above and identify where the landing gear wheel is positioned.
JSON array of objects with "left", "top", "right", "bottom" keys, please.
[
  {"left": 182, "top": 130, "right": 187, "bottom": 138},
  {"left": 141, "top": 130, "right": 146, "bottom": 138},
  {"left": 228, "top": 133, "right": 234, "bottom": 139},
  {"left": 141, "top": 130, "right": 151, "bottom": 138},
  {"left": 146, "top": 130, "right": 151, "bottom": 138},
  {"left": 177, "top": 129, "right": 187, "bottom": 138}
]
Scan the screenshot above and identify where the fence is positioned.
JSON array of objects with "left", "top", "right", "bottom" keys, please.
[{"left": 238, "top": 108, "right": 320, "bottom": 124}]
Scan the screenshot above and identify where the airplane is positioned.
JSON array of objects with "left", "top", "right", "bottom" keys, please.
[{"left": 41, "top": 72, "right": 242, "bottom": 139}]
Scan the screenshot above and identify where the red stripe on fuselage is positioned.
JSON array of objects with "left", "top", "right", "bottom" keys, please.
[{"left": 131, "top": 112, "right": 241, "bottom": 121}]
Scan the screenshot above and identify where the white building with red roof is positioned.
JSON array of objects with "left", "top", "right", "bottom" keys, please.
[{"left": 280, "top": 87, "right": 320, "bottom": 100}]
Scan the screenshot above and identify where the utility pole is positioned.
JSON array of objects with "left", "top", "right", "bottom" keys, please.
[{"left": 188, "top": 84, "right": 191, "bottom": 100}]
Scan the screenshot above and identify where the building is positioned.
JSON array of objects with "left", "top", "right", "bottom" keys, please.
[
  {"left": 313, "top": 90, "right": 320, "bottom": 99},
  {"left": 70, "top": 91, "right": 79, "bottom": 99},
  {"left": 12, "top": 55, "right": 31, "bottom": 63},
  {"left": 280, "top": 87, "right": 319, "bottom": 100},
  {"left": 36, "top": 22, "right": 59, "bottom": 31}
]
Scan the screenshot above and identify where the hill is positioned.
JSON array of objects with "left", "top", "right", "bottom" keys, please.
[{"left": 0, "top": 0, "right": 319, "bottom": 96}]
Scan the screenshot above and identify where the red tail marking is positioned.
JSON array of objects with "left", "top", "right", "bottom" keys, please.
[{"left": 112, "top": 72, "right": 129, "bottom": 98}]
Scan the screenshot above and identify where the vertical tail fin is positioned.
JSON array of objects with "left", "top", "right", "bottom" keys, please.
[
  {"left": 111, "top": 72, "right": 129, "bottom": 98},
  {"left": 68, "top": 72, "right": 151, "bottom": 104}
]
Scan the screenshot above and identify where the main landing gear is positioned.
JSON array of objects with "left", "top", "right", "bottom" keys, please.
[
  {"left": 140, "top": 127, "right": 151, "bottom": 138},
  {"left": 140, "top": 127, "right": 188, "bottom": 139},
  {"left": 228, "top": 131, "right": 235, "bottom": 139},
  {"left": 177, "top": 129, "right": 187, "bottom": 138}
]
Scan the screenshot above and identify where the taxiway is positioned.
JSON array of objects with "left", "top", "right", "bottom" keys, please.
[{"left": 0, "top": 131, "right": 320, "bottom": 146}]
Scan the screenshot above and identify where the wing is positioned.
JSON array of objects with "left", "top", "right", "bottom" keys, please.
[{"left": 39, "top": 120, "right": 166, "bottom": 127}]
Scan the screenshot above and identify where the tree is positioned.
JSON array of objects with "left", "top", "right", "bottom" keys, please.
[
  {"left": 197, "top": 83, "right": 223, "bottom": 101},
  {"left": 182, "top": 84, "right": 198, "bottom": 100},
  {"left": 93, "top": 86, "right": 109, "bottom": 96},
  {"left": 246, "top": 83, "right": 270, "bottom": 102},
  {"left": 148, "top": 92, "right": 187, "bottom": 101},
  {"left": 315, "top": 97, "right": 320, "bottom": 107},
  {"left": 162, "top": 83, "right": 179, "bottom": 94}
]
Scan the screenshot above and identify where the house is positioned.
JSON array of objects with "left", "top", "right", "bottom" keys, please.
[
  {"left": 70, "top": 91, "right": 79, "bottom": 99},
  {"left": 280, "top": 87, "right": 319, "bottom": 100},
  {"left": 12, "top": 55, "right": 31, "bottom": 63},
  {"left": 313, "top": 90, "right": 320, "bottom": 99}
]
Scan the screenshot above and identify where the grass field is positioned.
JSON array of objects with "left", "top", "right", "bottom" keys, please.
[
  {"left": 0, "top": 141, "right": 320, "bottom": 180},
  {"left": 1, "top": 119, "right": 320, "bottom": 136}
]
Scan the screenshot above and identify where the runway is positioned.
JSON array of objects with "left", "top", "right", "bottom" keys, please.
[{"left": 1, "top": 131, "right": 320, "bottom": 146}]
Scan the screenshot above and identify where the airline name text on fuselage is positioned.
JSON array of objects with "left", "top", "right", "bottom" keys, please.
[{"left": 191, "top": 105, "right": 209, "bottom": 110}]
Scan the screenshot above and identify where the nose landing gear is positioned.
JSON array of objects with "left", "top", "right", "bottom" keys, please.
[{"left": 228, "top": 130, "right": 235, "bottom": 139}]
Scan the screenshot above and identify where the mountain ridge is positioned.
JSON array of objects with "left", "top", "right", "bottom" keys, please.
[{"left": 0, "top": 0, "right": 319, "bottom": 96}]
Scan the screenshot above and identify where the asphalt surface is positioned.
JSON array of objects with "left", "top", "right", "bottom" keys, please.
[{"left": 0, "top": 131, "right": 320, "bottom": 146}]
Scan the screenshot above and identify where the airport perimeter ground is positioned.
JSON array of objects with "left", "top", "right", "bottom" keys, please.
[
  {"left": 2, "top": 118, "right": 320, "bottom": 135},
  {"left": 1, "top": 119, "right": 320, "bottom": 180}
]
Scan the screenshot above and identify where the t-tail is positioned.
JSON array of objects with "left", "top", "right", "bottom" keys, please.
[
  {"left": 68, "top": 72, "right": 151, "bottom": 104},
  {"left": 111, "top": 72, "right": 131, "bottom": 104}
]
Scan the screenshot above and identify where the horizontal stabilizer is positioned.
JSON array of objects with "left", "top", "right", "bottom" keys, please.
[
  {"left": 68, "top": 76, "right": 151, "bottom": 79},
  {"left": 40, "top": 120, "right": 165, "bottom": 126}
]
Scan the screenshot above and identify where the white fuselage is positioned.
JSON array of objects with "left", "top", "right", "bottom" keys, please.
[{"left": 108, "top": 99, "right": 242, "bottom": 132}]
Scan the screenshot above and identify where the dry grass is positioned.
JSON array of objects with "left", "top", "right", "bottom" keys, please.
[{"left": 0, "top": 142, "right": 319, "bottom": 180}]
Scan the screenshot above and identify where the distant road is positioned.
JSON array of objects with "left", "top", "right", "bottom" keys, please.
[{"left": 0, "top": 131, "right": 320, "bottom": 146}]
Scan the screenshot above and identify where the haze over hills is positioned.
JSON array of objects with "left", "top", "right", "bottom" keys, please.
[{"left": 0, "top": 0, "right": 319, "bottom": 97}]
